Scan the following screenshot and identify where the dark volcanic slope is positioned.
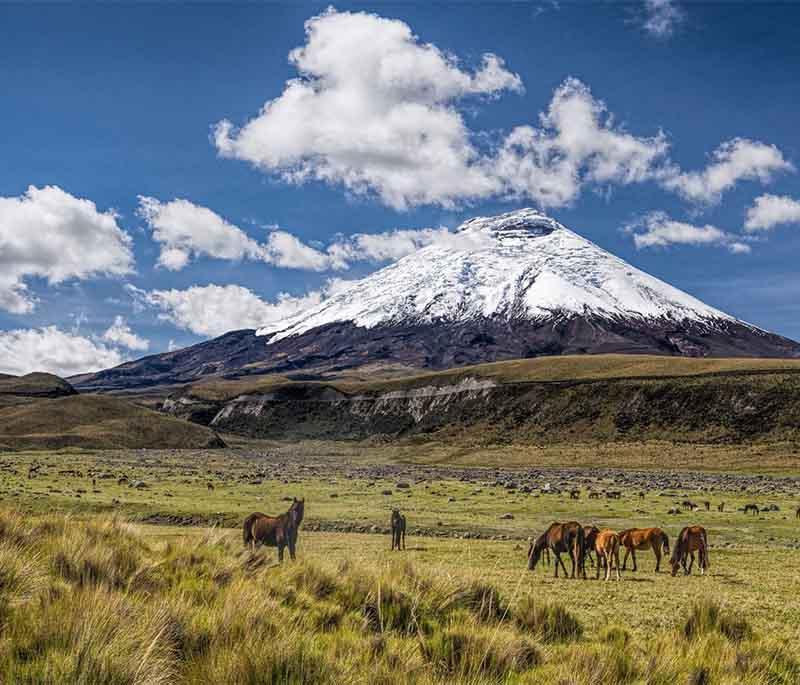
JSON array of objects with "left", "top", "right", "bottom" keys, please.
[{"left": 72, "top": 315, "right": 800, "bottom": 393}]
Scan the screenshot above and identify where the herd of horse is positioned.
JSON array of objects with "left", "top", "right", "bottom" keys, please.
[
  {"left": 526, "top": 522, "right": 708, "bottom": 580},
  {"left": 241, "top": 499, "right": 709, "bottom": 579}
]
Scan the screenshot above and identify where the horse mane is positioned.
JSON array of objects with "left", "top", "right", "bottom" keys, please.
[{"left": 670, "top": 527, "right": 687, "bottom": 566}]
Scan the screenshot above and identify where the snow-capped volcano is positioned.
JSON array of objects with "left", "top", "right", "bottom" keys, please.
[
  {"left": 258, "top": 209, "right": 736, "bottom": 343},
  {"left": 72, "top": 209, "right": 800, "bottom": 393}
]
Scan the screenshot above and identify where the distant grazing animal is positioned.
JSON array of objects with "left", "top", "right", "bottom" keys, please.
[
  {"left": 594, "top": 529, "right": 621, "bottom": 581},
  {"left": 668, "top": 507, "right": 680, "bottom": 515},
  {"left": 527, "top": 521, "right": 586, "bottom": 579},
  {"left": 606, "top": 491, "right": 622, "bottom": 500},
  {"left": 588, "top": 492, "right": 601, "bottom": 500},
  {"left": 681, "top": 500, "right": 697, "bottom": 511},
  {"left": 390, "top": 509, "right": 406, "bottom": 551},
  {"left": 796, "top": 505, "right": 800, "bottom": 519},
  {"left": 619, "top": 527, "right": 670, "bottom": 573},
  {"left": 744, "top": 504, "right": 759, "bottom": 516},
  {"left": 638, "top": 492, "right": 646, "bottom": 500},
  {"left": 569, "top": 489, "right": 580, "bottom": 500},
  {"left": 703, "top": 501, "right": 710, "bottom": 511},
  {"left": 670, "top": 525, "right": 708, "bottom": 576},
  {"left": 718, "top": 502, "right": 725, "bottom": 513},
  {"left": 242, "top": 498, "right": 305, "bottom": 562},
  {"left": 207, "top": 482, "right": 214, "bottom": 492},
  {"left": 583, "top": 525, "right": 600, "bottom": 568}
]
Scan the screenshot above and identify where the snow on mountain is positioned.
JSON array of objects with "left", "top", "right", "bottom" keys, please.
[{"left": 257, "top": 208, "right": 739, "bottom": 344}]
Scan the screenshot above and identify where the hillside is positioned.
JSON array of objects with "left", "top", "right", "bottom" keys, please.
[
  {"left": 161, "top": 354, "right": 800, "bottom": 445},
  {"left": 0, "top": 395, "right": 225, "bottom": 451},
  {"left": 0, "top": 372, "right": 77, "bottom": 407}
]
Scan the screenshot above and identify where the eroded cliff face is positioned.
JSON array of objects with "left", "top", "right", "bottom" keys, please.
[{"left": 162, "top": 373, "right": 800, "bottom": 445}]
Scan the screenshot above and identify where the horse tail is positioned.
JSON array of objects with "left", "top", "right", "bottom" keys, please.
[
  {"left": 243, "top": 513, "right": 258, "bottom": 546},
  {"left": 661, "top": 531, "right": 670, "bottom": 555},
  {"left": 575, "top": 525, "right": 586, "bottom": 571}
]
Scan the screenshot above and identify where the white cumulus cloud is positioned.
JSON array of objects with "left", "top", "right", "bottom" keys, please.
[
  {"left": 0, "top": 326, "right": 125, "bottom": 377},
  {"left": 661, "top": 138, "right": 792, "bottom": 205},
  {"left": 627, "top": 211, "right": 750, "bottom": 254},
  {"left": 128, "top": 282, "right": 352, "bottom": 338},
  {"left": 744, "top": 194, "right": 800, "bottom": 232},
  {"left": 213, "top": 8, "right": 520, "bottom": 210},
  {"left": 494, "top": 77, "right": 669, "bottom": 208},
  {"left": 102, "top": 315, "right": 150, "bottom": 351},
  {"left": 0, "top": 185, "right": 134, "bottom": 314},
  {"left": 137, "top": 196, "right": 266, "bottom": 270}
]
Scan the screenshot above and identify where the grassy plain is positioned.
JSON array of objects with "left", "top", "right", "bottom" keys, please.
[{"left": 2, "top": 445, "right": 800, "bottom": 683}]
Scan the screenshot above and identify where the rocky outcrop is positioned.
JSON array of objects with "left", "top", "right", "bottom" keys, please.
[{"left": 163, "top": 370, "right": 800, "bottom": 444}]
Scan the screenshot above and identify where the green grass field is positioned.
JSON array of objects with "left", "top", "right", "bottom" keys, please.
[{"left": 2, "top": 447, "right": 800, "bottom": 682}]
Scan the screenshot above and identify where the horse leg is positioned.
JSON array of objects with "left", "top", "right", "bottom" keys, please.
[
  {"left": 654, "top": 546, "right": 661, "bottom": 573},
  {"left": 631, "top": 549, "right": 638, "bottom": 573},
  {"left": 278, "top": 544, "right": 285, "bottom": 563},
  {"left": 402, "top": 529, "right": 405, "bottom": 551},
  {"left": 614, "top": 547, "right": 621, "bottom": 581},
  {"left": 289, "top": 537, "right": 296, "bottom": 561},
  {"left": 686, "top": 552, "right": 694, "bottom": 575},
  {"left": 595, "top": 552, "right": 601, "bottom": 580}
]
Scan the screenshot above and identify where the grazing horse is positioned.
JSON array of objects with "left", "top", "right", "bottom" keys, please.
[
  {"left": 207, "top": 482, "right": 214, "bottom": 492},
  {"left": 744, "top": 504, "right": 759, "bottom": 516},
  {"left": 527, "top": 521, "right": 586, "bottom": 579},
  {"left": 390, "top": 509, "right": 406, "bottom": 551},
  {"left": 595, "top": 529, "right": 621, "bottom": 581},
  {"left": 718, "top": 502, "right": 725, "bottom": 513},
  {"left": 569, "top": 489, "right": 580, "bottom": 500},
  {"left": 796, "top": 505, "right": 800, "bottom": 519},
  {"left": 588, "top": 491, "right": 601, "bottom": 500},
  {"left": 703, "top": 501, "right": 710, "bottom": 511},
  {"left": 583, "top": 525, "right": 600, "bottom": 568},
  {"left": 619, "top": 527, "right": 670, "bottom": 573},
  {"left": 242, "top": 498, "right": 305, "bottom": 562},
  {"left": 670, "top": 525, "right": 709, "bottom": 576}
]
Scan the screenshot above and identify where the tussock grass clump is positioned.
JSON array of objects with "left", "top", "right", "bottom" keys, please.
[
  {"left": 514, "top": 596, "right": 583, "bottom": 643},
  {"left": 683, "top": 599, "right": 752, "bottom": 643},
  {"left": 421, "top": 613, "right": 540, "bottom": 678}
]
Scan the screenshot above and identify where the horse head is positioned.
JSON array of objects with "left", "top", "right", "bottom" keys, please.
[
  {"left": 290, "top": 498, "right": 305, "bottom": 527},
  {"left": 527, "top": 541, "right": 541, "bottom": 571}
]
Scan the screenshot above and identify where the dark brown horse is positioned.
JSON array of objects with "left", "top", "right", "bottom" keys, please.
[
  {"left": 243, "top": 498, "right": 305, "bottom": 562},
  {"left": 583, "top": 525, "right": 600, "bottom": 568},
  {"left": 528, "top": 521, "right": 586, "bottom": 579},
  {"left": 744, "top": 504, "right": 759, "bottom": 516},
  {"left": 619, "top": 527, "right": 670, "bottom": 572},
  {"left": 670, "top": 525, "right": 708, "bottom": 576},
  {"left": 796, "top": 505, "right": 800, "bottom": 519},
  {"left": 390, "top": 509, "right": 406, "bottom": 551}
]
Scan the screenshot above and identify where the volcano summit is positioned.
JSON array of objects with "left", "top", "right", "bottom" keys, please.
[{"left": 74, "top": 209, "right": 800, "bottom": 392}]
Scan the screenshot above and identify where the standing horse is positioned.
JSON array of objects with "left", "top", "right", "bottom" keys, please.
[
  {"left": 796, "top": 505, "right": 800, "bottom": 519},
  {"left": 670, "top": 525, "right": 709, "bottom": 576},
  {"left": 583, "top": 525, "right": 600, "bottom": 568},
  {"left": 744, "top": 504, "right": 759, "bottom": 516},
  {"left": 390, "top": 509, "right": 406, "bottom": 551},
  {"left": 242, "top": 498, "right": 305, "bottom": 562},
  {"left": 527, "top": 522, "right": 586, "bottom": 579},
  {"left": 618, "top": 527, "right": 670, "bottom": 572},
  {"left": 595, "top": 529, "right": 621, "bottom": 581}
]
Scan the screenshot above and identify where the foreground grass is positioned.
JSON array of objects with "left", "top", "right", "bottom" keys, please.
[{"left": 1, "top": 508, "right": 799, "bottom": 684}]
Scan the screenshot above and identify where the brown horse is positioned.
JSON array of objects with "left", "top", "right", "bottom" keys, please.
[
  {"left": 595, "top": 529, "right": 621, "bottom": 581},
  {"left": 796, "top": 505, "right": 800, "bottom": 519},
  {"left": 744, "top": 504, "right": 759, "bottom": 516},
  {"left": 583, "top": 525, "right": 600, "bottom": 568},
  {"left": 390, "top": 509, "right": 406, "bottom": 551},
  {"left": 528, "top": 521, "right": 586, "bottom": 579},
  {"left": 243, "top": 498, "right": 305, "bottom": 562},
  {"left": 619, "top": 527, "right": 670, "bottom": 572},
  {"left": 670, "top": 525, "right": 709, "bottom": 576}
]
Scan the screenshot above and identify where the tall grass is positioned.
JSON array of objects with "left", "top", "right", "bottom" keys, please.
[{"left": 0, "top": 507, "right": 797, "bottom": 684}]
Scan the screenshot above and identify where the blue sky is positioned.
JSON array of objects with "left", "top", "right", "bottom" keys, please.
[{"left": 1, "top": 1, "right": 799, "bottom": 375}]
